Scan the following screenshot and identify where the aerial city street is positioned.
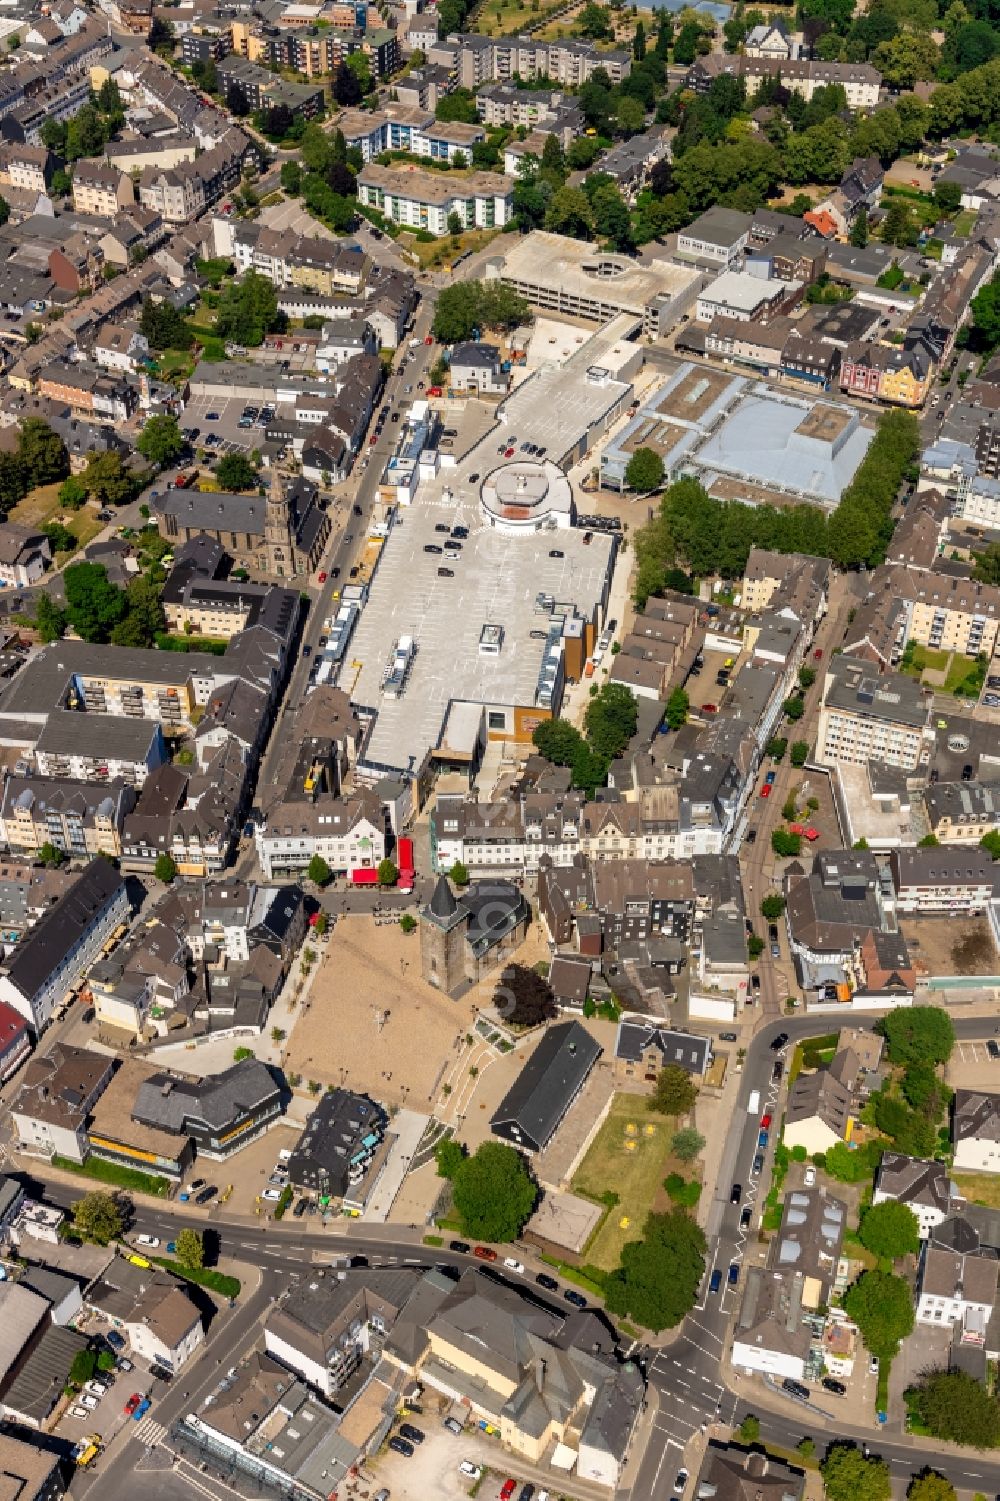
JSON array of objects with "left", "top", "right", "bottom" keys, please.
[{"left": 3, "top": 1, "right": 1000, "bottom": 1500}]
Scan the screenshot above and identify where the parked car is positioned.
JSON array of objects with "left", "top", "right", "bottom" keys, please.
[
  {"left": 460, "top": 1460, "right": 482, "bottom": 1479},
  {"left": 388, "top": 1437, "right": 413, "bottom": 1457},
  {"left": 770, "top": 1033, "right": 789, "bottom": 1052},
  {"left": 474, "top": 1246, "right": 497, "bottom": 1261},
  {"left": 535, "top": 1273, "right": 558, "bottom": 1291},
  {"left": 709, "top": 1269, "right": 722, "bottom": 1294},
  {"left": 135, "top": 1235, "right": 160, "bottom": 1248},
  {"left": 399, "top": 1423, "right": 424, "bottom": 1444},
  {"left": 262, "top": 1188, "right": 282, "bottom": 1202},
  {"left": 80, "top": 1394, "right": 100, "bottom": 1411},
  {"left": 772, "top": 1059, "right": 784, "bottom": 1082},
  {"left": 450, "top": 1240, "right": 471, "bottom": 1254},
  {"left": 503, "top": 1257, "right": 525, "bottom": 1275},
  {"left": 757, "top": 1129, "right": 769, "bottom": 1149},
  {"left": 822, "top": 1377, "right": 846, "bottom": 1396},
  {"left": 563, "top": 1289, "right": 587, "bottom": 1308},
  {"left": 989, "top": 1040, "right": 1000, "bottom": 1060},
  {"left": 804, "top": 1166, "right": 817, "bottom": 1187},
  {"left": 740, "top": 1205, "right": 752, "bottom": 1229},
  {"left": 106, "top": 1332, "right": 126, "bottom": 1352},
  {"left": 730, "top": 1183, "right": 742, "bottom": 1204},
  {"left": 782, "top": 1378, "right": 810, "bottom": 1401},
  {"left": 869, "top": 1355, "right": 879, "bottom": 1375},
  {"left": 444, "top": 1416, "right": 464, "bottom": 1435},
  {"left": 124, "top": 1394, "right": 142, "bottom": 1416},
  {"left": 501, "top": 1482, "right": 517, "bottom": 1501},
  {"left": 751, "top": 1152, "right": 765, "bottom": 1176},
  {"left": 674, "top": 1471, "right": 689, "bottom": 1495},
  {"left": 728, "top": 1262, "right": 740, "bottom": 1287}
]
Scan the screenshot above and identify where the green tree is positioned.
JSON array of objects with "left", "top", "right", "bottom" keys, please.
[
  {"left": 58, "top": 476, "right": 88, "bottom": 509},
  {"left": 18, "top": 418, "right": 68, "bottom": 486},
  {"left": 982, "top": 830, "right": 1000, "bottom": 860},
  {"left": 71, "top": 1191, "right": 125, "bottom": 1245},
  {"left": 909, "top": 1370, "right": 1000, "bottom": 1448},
  {"left": 934, "top": 180, "right": 963, "bottom": 217},
  {"left": 432, "top": 282, "right": 532, "bottom": 343},
  {"left": 545, "top": 185, "right": 595, "bottom": 239},
  {"left": 136, "top": 414, "right": 185, "bottom": 469},
  {"left": 234, "top": 1045, "right": 254, "bottom": 1062},
  {"left": 907, "top": 1471, "right": 957, "bottom": 1501},
  {"left": 772, "top": 830, "right": 802, "bottom": 857},
  {"left": 307, "top": 853, "right": 332, "bottom": 886},
  {"left": 452, "top": 1141, "right": 537, "bottom": 1242},
  {"left": 878, "top": 1006, "right": 955, "bottom": 1068},
  {"left": 449, "top": 860, "right": 470, "bottom": 886},
  {"left": 377, "top": 857, "right": 398, "bottom": 886},
  {"left": 850, "top": 208, "right": 870, "bottom": 247},
  {"left": 858, "top": 1200, "right": 920, "bottom": 1260},
  {"left": 665, "top": 686, "right": 689, "bottom": 730},
  {"left": 280, "top": 159, "right": 302, "bottom": 195},
  {"left": 584, "top": 682, "right": 638, "bottom": 763},
  {"left": 34, "top": 594, "right": 66, "bottom": 643},
  {"left": 604, "top": 1207, "right": 706, "bottom": 1331},
  {"left": 737, "top": 1415, "right": 760, "bottom": 1444},
  {"left": 63, "top": 561, "right": 126, "bottom": 642},
  {"left": 38, "top": 841, "right": 66, "bottom": 867},
  {"left": 760, "top": 894, "right": 785, "bottom": 920},
  {"left": 650, "top": 1063, "right": 698, "bottom": 1116},
  {"left": 626, "top": 447, "right": 665, "bottom": 493},
  {"left": 175, "top": 1228, "right": 204, "bottom": 1270},
  {"left": 435, "top": 1138, "right": 466, "bottom": 1179},
  {"left": 783, "top": 695, "right": 805, "bottom": 722},
  {"left": 42, "top": 521, "right": 76, "bottom": 555},
  {"left": 215, "top": 453, "right": 259, "bottom": 491},
  {"left": 84, "top": 452, "right": 133, "bottom": 507},
  {"left": 790, "top": 740, "right": 809, "bottom": 767},
  {"left": 155, "top": 853, "right": 177, "bottom": 884},
  {"left": 820, "top": 1445, "right": 891, "bottom": 1501},
  {"left": 533, "top": 718, "right": 586, "bottom": 766},
  {"left": 215, "top": 269, "right": 282, "bottom": 348},
  {"left": 578, "top": 1, "right": 612, "bottom": 37},
  {"left": 882, "top": 196, "right": 919, "bottom": 247},
  {"left": 767, "top": 737, "right": 787, "bottom": 761},
  {"left": 671, "top": 1126, "right": 705, "bottom": 1162},
  {"left": 844, "top": 1268, "right": 914, "bottom": 1362},
  {"left": 447, "top": 210, "right": 464, "bottom": 238},
  {"left": 400, "top": 913, "right": 417, "bottom": 934}
]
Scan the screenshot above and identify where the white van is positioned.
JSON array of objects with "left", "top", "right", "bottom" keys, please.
[{"left": 459, "top": 1462, "right": 482, "bottom": 1479}]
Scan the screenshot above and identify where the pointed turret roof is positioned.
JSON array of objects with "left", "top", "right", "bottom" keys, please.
[{"left": 428, "top": 873, "right": 458, "bottom": 920}]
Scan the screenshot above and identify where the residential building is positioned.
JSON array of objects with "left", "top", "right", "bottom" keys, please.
[
  {"left": 953, "top": 1090, "right": 1000, "bottom": 1174},
  {"left": 86, "top": 1255, "right": 203, "bottom": 1371},
  {"left": 490, "top": 1020, "right": 602, "bottom": 1154},
  {"left": 916, "top": 1246, "right": 999, "bottom": 1336},
  {"left": 732, "top": 1267, "right": 811, "bottom": 1380},
  {"left": 10, "top": 1043, "right": 113, "bottom": 1160},
  {"left": 265, "top": 1267, "right": 412, "bottom": 1399},
  {"left": 0, "top": 776, "right": 136, "bottom": 860},
  {"left": 687, "top": 54, "right": 881, "bottom": 110},
  {"left": 889, "top": 848, "right": 1000, "bottom": 914},
  {"left": 873, "top": 1153, "right": 959, "bottom": 1238},
  {"left": 0, "top": 858, "right": 129, "bottom": 1031},
  {"left": 613, "top": 1018, "right": 711, "bottom": 1085},
  {"left": 72, "top": 159, "right": 135, "bottom": 218},
  {"left": 924, "top": 781, "right": 1000, "bottom": 844},
  {"left": 446, "top": 33, "right": 631, "bottom": 90},
  {"left": 841, "top": 342, "right": 933, "bottom": 408},
  {"left": 254, "top": 788, "right": 385, "bottom": 881},
  {"left": 449, "top": 341, "right": 508, "bottom": 396},
  {"left": 782, "top": 1053, "right": 855, "bottom": 1155},
  {"left": 287, "top": 1089, "right": 386, "bottom": 1202},
  {"left": 0, "top": 999, "right": 30, "bottom": 1081},
  {"left": 356, "top": 164, "right": 514, "bottom": 236},
  {"left": 0, "top": 525, "right": 50, "bottom": 588},
  {"left": 693, "top": 1445, "right": 805, "bottom": 1501},
  {"left": 0, "top": 1430, "right": 66, "bottom": 1501}
]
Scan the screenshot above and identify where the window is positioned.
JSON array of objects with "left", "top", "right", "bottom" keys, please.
[{"left": 488, "top": 711, "right": 506, "bottom": 730}]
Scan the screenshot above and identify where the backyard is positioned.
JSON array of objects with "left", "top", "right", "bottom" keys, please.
[
  {"left": 951, "top": 1171, "right": 1000, "bottom": 1209},
  {"left": 9, "top": 483, "right": 104, "bottom": 562},
  {"left": 571, "top": 1092, "right": 691, "bottom": 1273},
  {"left": 899, "top": 641, "right": 986, "bottom": 698}
]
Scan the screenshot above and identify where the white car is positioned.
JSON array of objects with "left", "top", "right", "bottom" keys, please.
[
  {"left": 70, "top": 1405, "right": 89, "bottom": 1420},
  {"left": 803, "top": 1166, "right": 816, "bottom": 1187},
  {"left": 135, "top": 1235, "right": 160, "bottom": 1249},
  {"left": 85, "top": 1381, "right": 108, "bottom": 1397},
  {"left": 262, "top": 1188, "right": 283, "bottom": 1201},
  {"left": 458, "top": 1461, "right": 481, "bottom": 1479},
  {"left": 80, "top": 1394, "right": 100, "bottom": 1411},
  {"left": 503, "top": 1257, "right": 525, "bottom": 1275}
]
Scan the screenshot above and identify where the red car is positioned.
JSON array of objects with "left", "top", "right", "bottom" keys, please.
[
  {"left": 369, "top": 434, "right": 377, "bottom": 446},
  {"left": 761, "top": 1114, "right": 772, "bottom": 1130},
  {"left": 424, "top": 335, "right": 434, "bottom": 345},
  {"left": 760, "top": 784, "right": 771, "bottom": 798},
  {"left": 501, "top": 1483, "right": 516, "bottom": 1501},
  {"left": 702, "top": 703, "right": 717, "bottom": 714},
  {"left": 504, "top": 447, "right": 515, "bottom": 457},
  {"left": 318, "top": 571, "right": 327, "bottom": 583},
  {"left": 426, "top": 385, "right": 443, "bottom": 397},
  {"left": 473, "top": 1245, "right": 497, "bottom": 1262},
  {"left": 813, "top": 648, "right": 823, "bottom": 660},
  {"left": 124, "top": 1393, "right": 142, "bottom": 1416},
  {"left": 805, "top": 826, "right": 820, "bottom": 841}
]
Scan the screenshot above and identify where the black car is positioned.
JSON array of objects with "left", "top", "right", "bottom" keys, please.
[
  {"left": 196, "top": 1185, "right": 217, "bottom": 1204},
  {"left": 467, "top": 476, "right": 479, "bottom": 485},
  {"left": 772, "top": 1059, "right": 784, "bottom": 1082},
  {"left": 293, "top": 1197, "right": 307, "bottom": 1217},
  {"left": 518, "top": 1485, "right": 535, "bottom": 1501},
  {"left": 782, "top": 1378, "right": 810, "bottom": 1401},
  {"left": 450, "top": 1240, "right": 471, "bottom": 1254},
  {"left": 331, "top": 567, "right": 340, "bottom": 578},
  {"left": 740, "top": 1205, "right": 752, "bottom": 1229},
  {"left": 150, "top": 1364, "right": 174, "bottom": 1383},
  {"left": 822, "top": 1377, "right": 847, "bottom": 1396},
  {"left": 438, "top": 567, "right": 455, "bottom": 577},
  {"left": 452, "top": 526, "right": 469, "bottom": 538},
  {"left": 353, "top": 504, "right": 362, "bottom": 516},
  {"left": 435, "top": 523, "right": 451, "bottom": 533},
  {"left": 730, "top": 1183, "right": 742, "bottom": 1204},
  {"left": 549, "top": 549, "right": 564, "bottom": 558},
  {"left": 399, "top": 1423, "right": 424, "bottom": 1444},
  {"left": 989, "top": 1040, "right": 1000, "bottom": 1060},
  {"left": 770, "top": 1033, "right": 789, "bottom": 1052},
  {"left": 388, "top": 1437, "right": 414, "bottom": 1457},
  {"left": 535, "top": 1273, "right": 559, "bottom": 1291},
  {"left": 563, "top": 1289, "right": 587, "bottom": 1308},
  {"left": 424, "top": 544, "right": 442, "bottom": 554}
]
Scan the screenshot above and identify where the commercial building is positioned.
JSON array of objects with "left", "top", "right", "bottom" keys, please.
[
  {"left": 10, "top": 1043, "right": 114, "bottom": 1161},
  {"left": 889, "top": 847, "right": 1000, "bottom": 914},
  {"left": 265, "top": 1268, "right": 413, "bottom": 1398},
  {"left": 490, "top": 1020, "right": 602, "bottom": 1154},
  {"left": 96, "top": 1057, "right": 284, "bottom": 1165},
  {"left": 357, "top": 164, "right": 514, "bottom": 236},
  {"left": 816, "top": 655, "right": 930, "bottom": 771},
  {"left": 499, "top": 231, "right": 702, "bottom": 334},
  {"left": 695, "top": 271, "right": 800, "bottom": 325},
  {"left": 287, "top": 1089, "right": 387, "bottom": 1202},
  {"left": 0, "top": 858, "right": 129, "bottom": 1031},
  {"left": 676, "top": 207, "right": 751, "bottom": 269}
]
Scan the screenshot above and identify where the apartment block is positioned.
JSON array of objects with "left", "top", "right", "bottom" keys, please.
[
  {"left": 816, "top": 655, "right": 929, "bottom": 771},
  {"left": 357, "top": 164, "right": 513, "bottom": 236}
]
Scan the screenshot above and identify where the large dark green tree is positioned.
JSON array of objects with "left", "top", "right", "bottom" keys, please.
[
  {"left": 215, "top": 269, "right": 283, "bottom": 348},
  {"left": 604, "top": 1208, "right": 706, "bottom": 1331},
  {"left": 878, "top": 1006, "right": 955, "bottom": 1068},
  {"left": 909, "top": 1369, "right": 1000, "bottom": 1448},
  {"left": 452, "top": 1141, "right": 537, "bottom": 1242}
]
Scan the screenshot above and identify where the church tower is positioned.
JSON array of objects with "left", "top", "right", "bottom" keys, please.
[{"left": 265, "top": 464, "right": 294, "bottom": 577}]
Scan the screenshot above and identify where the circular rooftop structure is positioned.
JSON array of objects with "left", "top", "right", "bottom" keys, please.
[{"left": 480, "top": 460, "right": 573, "bottom": 534}]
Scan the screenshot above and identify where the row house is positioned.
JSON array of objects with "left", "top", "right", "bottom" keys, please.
[
  {"left": 72, "top": 159, "right": 135, "bottom": 218},
  {"left": 840, "top": 342, "right": 933, "bottom": 409},
  {"left": 0, "top": 775, "right": 136, "bottom": 861},
  {"left": 254, "top": 788, "right": 386, "bottom": 880},
  {"left": 137, "top": 128, "right": 250, "bottom": 224}
]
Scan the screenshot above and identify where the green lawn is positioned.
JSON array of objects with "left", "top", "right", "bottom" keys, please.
[
  {"left": 944, "top": 651, "right": 987, "bottom": 698},
  {"left": 952, "top": 1172, "right": 1000, "bottom": 1208},
  {"left": 953, "top": 209, "right": 977, "bottom": 237},
  {"left": 9, "top": 483, "right": 104, "bottom": 562},
  {"left": 572, "top": 1094, "right": 679, "bottom": 1273},
  {"left": 900, "top": 643, "right": 950, "bottom": 678},
  {"left": 51, "top": 1153, "right": 171, "bottom": 1197}
]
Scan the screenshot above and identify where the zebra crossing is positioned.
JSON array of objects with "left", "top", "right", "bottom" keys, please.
[{"left": 132, "top": 1415, "right": 168, "bottom": 1449}]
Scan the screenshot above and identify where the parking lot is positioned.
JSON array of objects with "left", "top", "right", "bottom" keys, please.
[
  {"left": 173, "top": 1121, "right": 304, "bottom": 1221},
  {"left": 180, "top": 395, "right": 274, "bottom": 459},
  {"left": 58, "top": 1320, "right": 165, "bottom": 1457},
  {"left": 371, "top": 1416, "right": 555, "bottom": 1501}
]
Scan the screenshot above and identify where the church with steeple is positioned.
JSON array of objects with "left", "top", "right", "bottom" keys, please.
[
  {"left": 152, "top": 468, "right": 331, "bottom": 580},
  {"left": 419, "top": 873, "right": 530, "bottom": 996}
]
